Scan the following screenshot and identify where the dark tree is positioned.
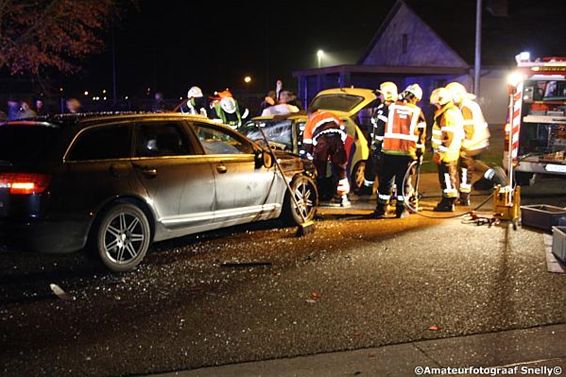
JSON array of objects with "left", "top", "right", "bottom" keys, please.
[{"left": 0, "top": 0, "right": 132, "bottom": 75}]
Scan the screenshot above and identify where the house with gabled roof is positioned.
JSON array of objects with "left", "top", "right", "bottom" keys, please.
[{"left": 293, "top": 0, "right": 564, "bottom": 123}]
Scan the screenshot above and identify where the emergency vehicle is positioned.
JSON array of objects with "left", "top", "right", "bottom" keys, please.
[{"left": 504, "top": 53, "right": 566, "bottom": 185}]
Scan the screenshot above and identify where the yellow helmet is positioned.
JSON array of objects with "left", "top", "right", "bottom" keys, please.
[
  {"left": 445, "top": 82, "right": 470, "bottom": 105},
  {"left": 377, "top": 81, "right": 398, "bottom": 102},
  {"left": 430, "top": 87, "right": 452, "bottom": 106}
]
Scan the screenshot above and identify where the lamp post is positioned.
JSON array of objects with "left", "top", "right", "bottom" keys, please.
[{"left": 317, "top": 50, "right": 324, "bottom": 68}]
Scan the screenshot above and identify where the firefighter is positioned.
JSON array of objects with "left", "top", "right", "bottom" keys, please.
[
  {"left": 181, "top": 86, "right": 208, "bottom": 116},
  {"left": 446, "top": 82, "right": 506, "bottom": 195},
  {"left": 446, "top": 82, "right": 491, "bottom": 206},
  {"left": 360, "top": 81, "right": 398, "bottom": 195},
  {"left": 303, "top": 110, "right": 350, "bottom": 207},
  {"left": 430, "top": 87, "right": 464, "bottom": 212},
  {"left": 211, "top": 90, "right": 250, "bottom": 129},
  {"left": 372, "top": 84, "right": 426, "bottom": 218}
]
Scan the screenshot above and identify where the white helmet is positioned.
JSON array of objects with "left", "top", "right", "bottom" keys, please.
[
  {"left": 187, "top": 86, "right": 203, "bottom": 99},
  {"left": 377, "top": 81, "right": 398, "bottom": 102},
  {"left": 403, "top": 84, "right": 423, "bottom": 101},
  {"left": 220, "top": 97, "right": 237, "bottom": 114},
  {"left": 430, "top": 87, "right": 452, "bottom": 106}
]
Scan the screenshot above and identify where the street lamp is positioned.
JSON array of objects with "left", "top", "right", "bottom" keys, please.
[
  {"left": 317, "top": 50, "right": 324, "bottom": 68},
  {"left": 244, "top": 76, "right": 252, "bottom": 84}
]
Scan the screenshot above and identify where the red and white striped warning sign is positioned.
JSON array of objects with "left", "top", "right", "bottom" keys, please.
[{"left": 510, "top": 82, "right": 523, "bottom": 160}]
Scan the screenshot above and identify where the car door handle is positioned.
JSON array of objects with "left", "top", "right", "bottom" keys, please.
[
  {"left": 133, "top": 164, "right": 158, "bottom": 178},
  {"left": 216, "top": 164, "right": 228, "bottom": 174}
]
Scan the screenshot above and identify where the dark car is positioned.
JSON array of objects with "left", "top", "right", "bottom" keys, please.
[{"left": 0, "top": 113, "right": 318, "bottom": 272}]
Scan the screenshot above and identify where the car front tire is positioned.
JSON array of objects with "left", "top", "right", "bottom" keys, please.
[
  {"left": 282, "top": 175, "right": 318, "bottom": 225},
  {"left": 93, "top": 203, "right": 151, "bottom": 272}
]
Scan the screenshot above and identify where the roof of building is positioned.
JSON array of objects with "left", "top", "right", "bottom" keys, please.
[{"left": 359, "top": 0, "right": 566, "bottom": 66}]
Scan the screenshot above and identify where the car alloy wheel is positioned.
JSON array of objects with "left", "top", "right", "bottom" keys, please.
[
  {"left": 351, "top": 160, "right": 366, "bottom": 194},
  {"left": 95, "top": 203, "right": 151, "bottom": 272},
  {"left": 289, "top": 176, "right": 318, "bottom": 224}
]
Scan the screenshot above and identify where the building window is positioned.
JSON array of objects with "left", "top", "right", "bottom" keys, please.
[{"left": 402, "top": 34, "right": 408, "bottom": 54}]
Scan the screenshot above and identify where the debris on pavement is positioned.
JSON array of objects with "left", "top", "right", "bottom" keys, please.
[
  {"left": 49, "top": 283, "right": 74, "bottom": 301},
  {"left": 428, "top": 325, "right": 441, "bottom": 331},
  {"left": 220, "top": 261, "right": 273, "bottom": 269}
]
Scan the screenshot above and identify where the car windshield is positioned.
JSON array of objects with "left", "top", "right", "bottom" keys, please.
[
  {"left": 310, "top": 94, "right": 364, "bottom": 113},
  {"left": 239, "top": 120, "right": 294, "bottom": 151},
  {"left": 0, "top": 124, "right": 61, "bottom": 166}
]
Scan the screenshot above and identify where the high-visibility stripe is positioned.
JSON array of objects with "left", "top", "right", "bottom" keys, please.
[
  {"left": 444, "top": 173, "right": 452, "bottom": 191},
  {"left": 432, "top": 130, "right": 442, "bottom": 135},
  {"left": 378, "top": 115, "right": 388, "bottom": 122},
  {"left": 417, "top": 122, "right": 426, "bottom": 129},
  {"left": 378, "top": 194, "right": 390, "bottom": 201},
  {"left": 364, "top": 179, "right": 374, "bottom": 186},
  {"left": 375, "top": 136, "right": 384, "bottom": 141},
  {"left": 397, "top": 196, "right": 405, "bottom": 201},
  {"left": 304, "top": 138, "right": 313, "bottom": 144},
  {"left": 461, "top": 168, "right": 468, "bottom": 186},
  {"left": 440, "top": 127, "right": 454, "bottom": 132},
  {"left": 438, "top": 145, "right": 448, "bottom": 152},
  {"left": 383, "top": 132, "right": 418, "bottom": 141},
  {"left": 416, "top": 143, "right": 424, "bottom": 148}
]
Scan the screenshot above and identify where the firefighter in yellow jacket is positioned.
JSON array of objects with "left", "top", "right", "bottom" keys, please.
[
  {"left": 430, "top": 87, "right": 464, "bottom": 212},
  {"left": 446, "top": 82, "right": 491, "bottom": 206},
  {"left": 372, "top": 84, "right": 426, "bottom": 218}
]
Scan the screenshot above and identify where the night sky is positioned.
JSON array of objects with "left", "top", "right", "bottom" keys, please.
[
  {"left": 68, "top": 0, "right": 392, "bottom": 98},
  {"left": 61, "top": 0, "right": 565, "bottom": 100}
]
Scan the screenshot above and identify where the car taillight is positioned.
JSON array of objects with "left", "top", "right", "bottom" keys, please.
[{"left": 0, "top": 173, "right": 51, "bottom": 195}]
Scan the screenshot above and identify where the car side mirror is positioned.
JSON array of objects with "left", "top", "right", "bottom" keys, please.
[{"left": 255, "top": 148, "right": 274, "bottom": 169}]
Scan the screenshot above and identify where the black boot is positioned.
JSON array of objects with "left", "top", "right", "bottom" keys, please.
[
  {"left": 433, "top": 197, "right": 455, "bottom": 212},
  {"left": 371, "top": 201, "right": 388, "bottom": 219},
  {"left": 457, "top": 192, "right": 470, "bottom": 206}
]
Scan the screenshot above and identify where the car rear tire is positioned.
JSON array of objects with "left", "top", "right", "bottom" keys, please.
[
  {"left": 93, "top": 203, "right": 151, "bottom": 272},
  {"left": 281, "top": 175, "right": 318, "bottom": 225},
  {"left": 351, "top": 160, "right": 367, "bottom": 194}
]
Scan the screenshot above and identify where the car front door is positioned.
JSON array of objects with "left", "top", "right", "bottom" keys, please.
[
  {"left": 190, "top": 122, "right": 277, "bottom": 225},
  {"left": 132, "top": 120, "right": 215, "bottom": 230}
]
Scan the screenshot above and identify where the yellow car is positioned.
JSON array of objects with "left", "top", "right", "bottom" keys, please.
[{"left": 239, "top": 88, "right": 375, "bottom": 197}]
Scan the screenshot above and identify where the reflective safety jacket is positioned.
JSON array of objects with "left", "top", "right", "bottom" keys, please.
[
  {"left": 431, "top": 102, "right": 464, "bottom": 162},
  {"left": 213, "top": 101, "right": 249, "bottom": 129},
  {"left": 369, "top": 103, "right": 389, "bottom": 151},
  {"left": 460, "top": 99, "right": 490, "bottom": 152},
  {"left": 303, "top": 110, "right": 346, "bottom": 147},
  {"left": 382, "top": 100, "right": 426, "bottom": 159}
]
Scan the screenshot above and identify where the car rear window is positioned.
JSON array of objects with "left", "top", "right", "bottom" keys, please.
[
  {"left": 309, "top": 94, "right": 364, "bottom": 113},
  {"left": 67, "top": 124, "right": 131, "bottom": 161},
  {"left": 0, "top": 124, "right": 61, "bottom": 166}
]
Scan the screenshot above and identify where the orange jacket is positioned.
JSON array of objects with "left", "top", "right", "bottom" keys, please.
[{"left": 382, "top": 101, "right": 426, "bottom": 159}]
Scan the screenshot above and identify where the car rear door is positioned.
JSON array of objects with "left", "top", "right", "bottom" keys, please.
[
  {"left": 132, "top": 120, "right": 215, "bottom": 230},
  {"left": 189, "top": 121, "right": 277, "bottom": 225}
]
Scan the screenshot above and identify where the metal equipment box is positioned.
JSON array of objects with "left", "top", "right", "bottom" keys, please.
[
  {"left": 520, "top": 204, "right": 566, "bottom": 232},
  {"left": 551, "top": 226, "right": 566, "bottom": 263}
]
